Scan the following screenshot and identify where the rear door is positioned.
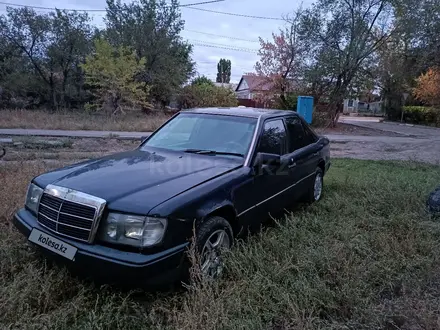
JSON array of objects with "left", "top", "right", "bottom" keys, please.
[{"left": 284, "top": 116, "right": 320, "bottom": 199}]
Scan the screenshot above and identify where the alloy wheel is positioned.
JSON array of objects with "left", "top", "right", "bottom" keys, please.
[
  {"left": 201, "top": 229, "right": 231, "bottom": 278},
  {"left": 314, "top": 173, "right": 323, "bottom": 201}
]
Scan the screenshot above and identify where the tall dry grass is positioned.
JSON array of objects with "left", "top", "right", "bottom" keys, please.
[
  {"left": 1, "top": 158, "right": 440, "bottom": 329},
  {"left": 0, "top": 109, "right": 170, "bottom": 132}
]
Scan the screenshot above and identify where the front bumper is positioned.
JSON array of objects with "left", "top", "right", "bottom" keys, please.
[{"left": 13, "top": 208, "right": 188, "bottom": 287}]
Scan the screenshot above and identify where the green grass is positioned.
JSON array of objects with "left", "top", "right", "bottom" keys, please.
[{"left": 1, "top": 159, "right": 440, "bottom": 329}]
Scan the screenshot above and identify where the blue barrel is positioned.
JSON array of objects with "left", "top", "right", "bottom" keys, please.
[{"left": 297, "top": 96, "right": 314, "bottom": 124}]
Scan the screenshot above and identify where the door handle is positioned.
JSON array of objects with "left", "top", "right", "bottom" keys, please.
[{"left": 288, "top": 158, "right": 297, "bottom": 169}]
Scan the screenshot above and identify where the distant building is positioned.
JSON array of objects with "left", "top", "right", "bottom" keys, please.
[
  {"left": 235, "top": 75, "right": 273, "bottom": 100},
  {"left": 343, "top": 98, "right": 383, "bottom": 115}
]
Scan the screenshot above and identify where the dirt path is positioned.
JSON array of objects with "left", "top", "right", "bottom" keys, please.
[
  {"left": 1, "top": 120, "right": 440, "bottom": 165},
  {"left": 332, "top": 119, "right": 440, "bottom": 164}
]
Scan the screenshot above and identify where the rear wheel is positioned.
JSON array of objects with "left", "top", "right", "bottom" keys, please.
[{"left": 304, "top": 168, "right": 323, "bottom": 203}]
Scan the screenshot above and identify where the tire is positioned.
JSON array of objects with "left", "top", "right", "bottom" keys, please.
[
  {"left": 304, "top": 168, "right": 324, "bottom": 203},
  {"left": 194, "top": 216, "right": 234, "bottom": 279}
]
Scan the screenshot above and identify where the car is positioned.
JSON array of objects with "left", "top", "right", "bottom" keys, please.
[{"left": 13, "top": 107, "right": 331, "bottom": 286}]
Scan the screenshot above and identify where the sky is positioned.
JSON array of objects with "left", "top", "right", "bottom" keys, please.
[{"left": 0, "top": 0, "right": 313, "bottom": 83}]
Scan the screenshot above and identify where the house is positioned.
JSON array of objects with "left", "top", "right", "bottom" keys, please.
[
  {"left": 343, "top": 98, "right": 383, "bottom": 115},
  {"left": 235, "top": 75, "right": 273, "bottom": 100}
]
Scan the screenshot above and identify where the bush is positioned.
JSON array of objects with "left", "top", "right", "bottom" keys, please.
[
  {"left": 178, "top": 83, "right": 238, "bottom": 109},
  {"left": 274, "top": 93, "right": 298, "bottom": 110},
  {"left": 401, "top": 106, "right": 440, "bottom": 127},
  {"left": 311, "top": 111, "right": 331, "bottom": 127},
  {"left": 191, "top": 76, "right": 214, "bottom": 87}
]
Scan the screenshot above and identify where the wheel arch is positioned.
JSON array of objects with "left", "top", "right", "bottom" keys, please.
[
  {"left": 318, "top": 159, "right": 326, "bottom": 174},
  {"left": 204, "top": 204, "right": 240, "bottom": 236}
]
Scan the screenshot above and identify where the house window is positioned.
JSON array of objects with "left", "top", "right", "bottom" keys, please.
[{"left": 348, "top": 99, "right": 354, "bottom": 107}]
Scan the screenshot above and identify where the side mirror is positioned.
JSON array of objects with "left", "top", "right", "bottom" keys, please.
[{"left": 253, "top": 152, "right": 281, "bottom": 174}]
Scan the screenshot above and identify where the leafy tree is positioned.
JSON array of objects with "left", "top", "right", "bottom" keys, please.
[
  {"left": 300, "top": 0, "right": 394, "bottom": 126},
  {"left": 191, "top": 75, "right": 214, "bottom": 87},
  {"left": 413, "top": 68, "right": 440, "bottom": 106},
  {"left": 0, "top": 8, "right": 53, "bottom": 105},
  {"left": 379, "top": 0, "right": 440, "bottom": 117},
  {"left": 81, "top": 39, "right": 150, "bottom": 114},
  {"left": 254, "top": 10, "right": 307, "bottom": 109},
  {"left": 0, "top": 8, "right": 93, "bottom": 109},
  {"left": 216, "top": 59, "right": 231, "bottom": 83},
  {"left": 105, "top": 0, "right": 195, "bottom": 107},
  {"left": 47, "top": 10, "right": 94, "bottom": 108}
]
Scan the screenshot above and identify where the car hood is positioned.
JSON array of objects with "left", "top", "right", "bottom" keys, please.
[{"left": 34, "top": 148, "right": 241, "bottom": 214}]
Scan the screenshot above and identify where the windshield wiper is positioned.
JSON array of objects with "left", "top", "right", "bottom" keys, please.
[{"left": 183, "top": 149, "right": 244, "bottom": 158}]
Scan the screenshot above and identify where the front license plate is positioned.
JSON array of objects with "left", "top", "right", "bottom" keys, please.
[{"left": 28, "top": 228, "right": 77, "bottom": 260}]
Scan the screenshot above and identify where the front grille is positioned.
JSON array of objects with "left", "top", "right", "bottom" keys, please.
[{"left": 37, "top": 193, "right": 97, "bottom": 242}]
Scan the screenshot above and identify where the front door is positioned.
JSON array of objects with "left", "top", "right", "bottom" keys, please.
[{"left": 237, "top": 118, "right": 294, "bottom": 230}]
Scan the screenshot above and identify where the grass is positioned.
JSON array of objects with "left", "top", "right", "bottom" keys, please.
[
  {"left": 0, "top": 109, "right": 170, "bottom": 132},
  {"left": 1, "top": 159, "right": 440, "bottom": 329}
]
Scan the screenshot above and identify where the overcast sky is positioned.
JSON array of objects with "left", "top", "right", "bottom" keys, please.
[{"left": 0, "top": 0, "right": 313, "bottom": 83}]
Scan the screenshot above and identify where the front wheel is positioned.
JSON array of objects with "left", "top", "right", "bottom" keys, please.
[
  {"left": 195, "top": 216, "right": 233, "bottom": 279},
  {"left": 304, "top": 168, "right": 324, "bottom": 203}
]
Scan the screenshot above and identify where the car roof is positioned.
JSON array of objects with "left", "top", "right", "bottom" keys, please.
[{"left": 182, "top": 107, "right": 298, "bottom": 119}]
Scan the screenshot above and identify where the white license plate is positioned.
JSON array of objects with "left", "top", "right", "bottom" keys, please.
[{"left": 28, "top": 228, "right": 77, "bottom": 261}]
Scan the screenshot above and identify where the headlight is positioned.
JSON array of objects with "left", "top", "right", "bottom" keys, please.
[
  {"left": 25, "top": 183, "right": 43, "bottom": 214},
  {"left": 98, "top": 213, "right": 167, "bottom": 247}
]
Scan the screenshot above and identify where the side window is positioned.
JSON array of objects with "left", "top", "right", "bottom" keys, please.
[
  {"left": 302, "top": 121, "right": 318, "bottom": 145},
  {"left": 285, "top": 117, "right": 307, "bottom": 152},
  {"left": 257, "top": 119, "right": 287, "bottom": 155}
]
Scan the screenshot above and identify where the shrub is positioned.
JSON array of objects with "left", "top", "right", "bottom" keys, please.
[
  {"left": 178, "top": 83, "right": 238, "bottom": 109},
  {"left": 401, "top": 106, "right": 440, "bottom": 127},
  {"left": 311, "top": 111, "right": 331, "bottom": 127},
  {"left": 191, "top": 76, "right": 214, "bottom": 87},
  {"left": 413, "top": 67, "right": 440, "bottom": 106},
  {"left": 274, "top": 93, "right": 298, "bottom": 110}
]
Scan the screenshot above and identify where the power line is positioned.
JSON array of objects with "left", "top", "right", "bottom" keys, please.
[
  {"left": 0, "top": 0, "right": 225, "bottom": 12},
  {"left": 183, "top": 29, "right": 259, "bottom": 43},
  {"left": 191, "top": 42, "right": 258, "bottom": 53},
  {"left": 182, "top": 6, "right": 284, "bottom": 21},
  {"left": 189, "top": 39, "right": 258, "bottom": 52},
  {"left": 180, "top": 0, "right": 225, "bottom": 6},
  {"left": 0, "top": 1, "right": 283, "bottom": 21}
]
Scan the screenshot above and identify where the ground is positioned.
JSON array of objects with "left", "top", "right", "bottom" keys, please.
[
  {"left": 3, "top": 110, "right": 440, "bottom": 164},
  {"left": 328, "top": 118, "right": 440, "bottom": 165},
  {"left": 1, "top": 158, "right": 440, "bottom": 329},
  {"left": 1, "top": 113, "right": 440, "bottom": 329},
  {"left": 0, "top": 109, "right": 170, "bottom": 132}
]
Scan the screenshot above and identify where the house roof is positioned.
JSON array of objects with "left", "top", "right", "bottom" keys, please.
[{"left": 235, "top": 75, "right": 273, "bottom": 92}]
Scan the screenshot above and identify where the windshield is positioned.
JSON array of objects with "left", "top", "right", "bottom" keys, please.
[{"left": 142, "top": 113, "right": 257, "bottom": 157}]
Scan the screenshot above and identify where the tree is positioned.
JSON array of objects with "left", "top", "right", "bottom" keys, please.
[
  {"left": 0, "top": 7, "right": 93, "bottom": 109},
  {"left": 254, "top": 10, "right": 307, "bottom": 109},
  {"left": 192, "top": 75, "right": 214, "bottom": 87},
  {"left": 216, "top": 59, "right": 231, "bottom": 83},
  {"left": 105, "top": 0, "right": 195, "bottom": 107},
  {"left": 47, "top": 10, "right": 94, "bottom": 108},
  {"left": 81, "top": 39, "right": 150, "bottom": 114},
  {"left": 378, "top": 0, "right": 440, "bottom": 117},
  {"left": 413, "top": 68, "right": 440, "bottom": 106},
  {"left": 300, "top": 0, "right": 394, "bottom": 126}
]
